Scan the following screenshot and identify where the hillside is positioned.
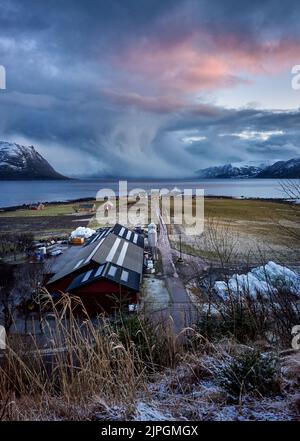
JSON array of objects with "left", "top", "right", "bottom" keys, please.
[
  {"left": 195, "top": 158, "right": 300, "bottom": 179},
  {"left": 0, "top": 141, "right": 68, "bottom": 180}
]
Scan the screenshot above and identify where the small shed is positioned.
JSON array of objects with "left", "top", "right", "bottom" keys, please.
[
  {"left": 77, "top": 203, "right": 96, "bottom": 213},
  {"left": 30, "top": 203, "right": 45, "bottom": 211}
]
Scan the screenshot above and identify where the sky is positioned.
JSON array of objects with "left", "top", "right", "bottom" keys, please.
[{"left": 0, "top": 0, "right": 300, "bottom": 178}]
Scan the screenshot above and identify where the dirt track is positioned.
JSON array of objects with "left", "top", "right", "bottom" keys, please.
[{"left": 156, "top": 207, "right": 202, "bottom": 335}]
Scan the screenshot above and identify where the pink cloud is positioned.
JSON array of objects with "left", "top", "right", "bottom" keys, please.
[
  {"left": 109, "top": 30, "right": 300, "bottom": 97},
  {"left": 101, "top": 88, "right": 220, "bottom": 115},
  {"left": 102, "top": 89, "right": 183, "bottom": 113}
]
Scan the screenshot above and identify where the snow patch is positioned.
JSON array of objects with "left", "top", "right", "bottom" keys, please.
[
  {"left": 214, "top": 261, "right": 300, "bottom": 299},
  {"left": 135, "top": 402, "right": 174, "bottom": 421},
  {"left": 70, "top": 227, "right": 96, "bottom": 239}
]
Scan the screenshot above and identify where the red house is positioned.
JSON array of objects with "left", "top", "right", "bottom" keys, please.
[{"left": 46, "top": 224, "right": 144, "bottom": 314}]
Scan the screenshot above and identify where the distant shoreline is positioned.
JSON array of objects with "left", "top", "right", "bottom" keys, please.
[{"left": 0, "top": 194, "right": 291, "bottom": 212}]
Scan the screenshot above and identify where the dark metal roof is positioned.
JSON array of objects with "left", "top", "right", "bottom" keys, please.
[
  {"left": 47, "top": 223, "right": 144, "bottom": 286},
  {"left": 67, "top": 262, "right": 141, "bottom": 292},
  {"left": 84, "top": 227, "right": 112, "bottom": 246},
  {"left": 111, "top": 223, "right": 144, "bottom": 248},
  {"left": 87, "top": 224, "right": 144, "bottom": 248},
  {"left": 92, "top": 233, "right": 144, "bottom": 274}
]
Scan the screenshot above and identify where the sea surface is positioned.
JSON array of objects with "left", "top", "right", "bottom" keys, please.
[{"left": 0, "top": 178, "right": 288, "bottom": 208}]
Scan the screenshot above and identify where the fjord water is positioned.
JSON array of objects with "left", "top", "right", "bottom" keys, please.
[{"left": 0, "top": 178, "right": 285, "bottom": 208}]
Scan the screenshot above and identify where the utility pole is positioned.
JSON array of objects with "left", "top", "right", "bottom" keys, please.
[{"left": 177, "top": 233, "right": 183, "bottom": 263}]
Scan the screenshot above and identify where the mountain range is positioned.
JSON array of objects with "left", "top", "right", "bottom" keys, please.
[
  {"left": 1, "top": 140, "right": 300, "bottom": 180},
  {"left": 195, "top": 158, "right": 300, "bottom": 179},
  {"left": 0, "top": 141, "right": 68, "bottom": 180}
]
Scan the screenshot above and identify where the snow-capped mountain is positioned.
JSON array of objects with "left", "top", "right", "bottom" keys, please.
[
  {"left": 257, "top": 158, "right": 300, "bottom": 178},
  {"left": 195, "top": 158, "right": 300, "bottom": 179},
  {"left": 0, "top": 141, "right": 68, "bottom": 180},
  {"left": 195, "top": 163, "right": 263, "bottom": 179}
]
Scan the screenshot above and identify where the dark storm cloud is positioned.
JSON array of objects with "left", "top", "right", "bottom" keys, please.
[{"left": 0, "top": 0, "right": 300, "bottom": 177}]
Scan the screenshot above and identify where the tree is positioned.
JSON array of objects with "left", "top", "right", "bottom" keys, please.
[
  {"left": 17, "top": 232, "right": 34, "bottom": 254},
  {"left": 279, "top": 179, "right": 300, "bottom": 243},
  {"left": 0, "top": 233, "right": 34, "bottom": 262},
  {"left": 0, "top": 263, "right": 16, "bottom": 331}
]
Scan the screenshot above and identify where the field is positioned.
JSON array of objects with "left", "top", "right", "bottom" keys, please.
[
  {"left": 1, "top": 197, "right": 300, "bottom": 421},
  {"left": 171, "top": 198, "right": 300, "bottom": 266},
  {"left": 205, "top": 198, "right": 300, "bottom": 244},
  {"left": 0, "top": 200, "right": 97, "bottom": 217},
  {"left": 0, "top": 197, "right": 299, "bottom": 262},
  {"left": 0, "top": 198, "right": 135, "bottom": 237},
  {"left": 0, "top": 201, "right": 97, "bottom": 238}
]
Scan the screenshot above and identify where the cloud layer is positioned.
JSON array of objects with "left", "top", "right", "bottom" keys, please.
[{"left": 0, "top": 0, "right": 300, "bottom": 177}]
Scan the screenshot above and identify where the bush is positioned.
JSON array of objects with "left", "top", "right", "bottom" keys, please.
[
  {"left": 215, "top": 349, "right": 281, "bottom": 403},
  {"left": 115, "top": 314, "right": 178, "bottom": 370},
  {"left": 196, "top": 299, "right": 267, "bottom": 344}
]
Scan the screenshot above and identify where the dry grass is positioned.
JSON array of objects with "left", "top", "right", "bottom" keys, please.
[
  {"left": 170, "top": 198, "right": 300, "bottom": 265},
  {"left": 0, "top": 292, "right": 299, "bottom": 420},
  {"left": 0, "top": 296, "right": 142, "bottom": 419},
  {"left": 0, "top": 292, "right": 186, "bottom": 420}
]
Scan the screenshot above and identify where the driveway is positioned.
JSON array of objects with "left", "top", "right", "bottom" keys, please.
[{"left": 156, "top": 207, "right": 200, "bottom": 337}]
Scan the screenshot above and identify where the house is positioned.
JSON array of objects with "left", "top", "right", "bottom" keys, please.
[
  {"left": 103, "top": 200, "right": 114, "bottom": 215},
  {"left": 46, "top": 223, "right": 144, "bottom": 314},
  {"left": 30, "top": 203, "right": 45, "bottom": 211},
  {"left": 77, "top": 203, "right": 96, "bottom": 213}
]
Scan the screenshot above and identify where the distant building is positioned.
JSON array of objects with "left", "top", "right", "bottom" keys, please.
[
  {"left": 77, "top": 203, "right": 96, "bottom": 213},
  {"left": 148, "top": 223, "right": 158, "bottom": 260},
  {"left": 30, "top": 203, "right": 45, "bottom": 211},
  {"left": 103, "top": 200, "right": 114, "bottom": 211},
  {"left": 46, "top": 224, "right": 144, "bottom": 314},
  {"left": 103, "top": 200, "right": 114, "bottom": 217}
]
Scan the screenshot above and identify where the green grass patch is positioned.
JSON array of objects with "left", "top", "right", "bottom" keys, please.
[{"left": 202, "top": 198, "right": 300, "bottom": 223}]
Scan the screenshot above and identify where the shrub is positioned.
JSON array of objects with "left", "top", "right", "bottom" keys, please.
[
  {"left": 115, "top": 314, "right": 179, "bottom": 370},
  {"left": 215, "top": 349, "right": 281, "bottom": 403},
  {"left": 195, "top": 298, "right": 267, "bottom": 344}
]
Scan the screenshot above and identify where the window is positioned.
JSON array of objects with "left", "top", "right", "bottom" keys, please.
[
  {"left": 73, "top": 259, "right": 84, "bottom": 269},
  {"left": 121, "top": 270, "right": 129, "bottom": 282},
  {"left": 90, "top": 233, "right": 100, "bottom": 243},
  {"left": 106, "top": 237, "right": 121, "bottom": 262},
  {"left": 83, "top": 239, "right": 104, "bottom": 264},
  {"left": 108, "top": 265, "right": 117, "bottom": 277},
  {"left": 116, "top": 242, "right": 129, "bottom": 266},
  {"left": 95, "top": 265, "right": 104, "bottom": 277},
  {"left": 81, "top": 270, "right": 93, "bottom": 283}
]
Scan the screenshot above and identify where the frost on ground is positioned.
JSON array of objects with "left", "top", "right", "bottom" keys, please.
[
  {"left": 134, "top": 402, "right": 174, "bottom": 421},
  {"left": 92, "top": 345, "right": 300, "bottom": 422},
  {"left": 214, "top": 261, "right": 300, "bottom": 300},
  {"left": 141, "top": 345, "right": 300, "bottom": 421},
  {"left": 5, "top": 344, "right": 300, "bottom": 421}
]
